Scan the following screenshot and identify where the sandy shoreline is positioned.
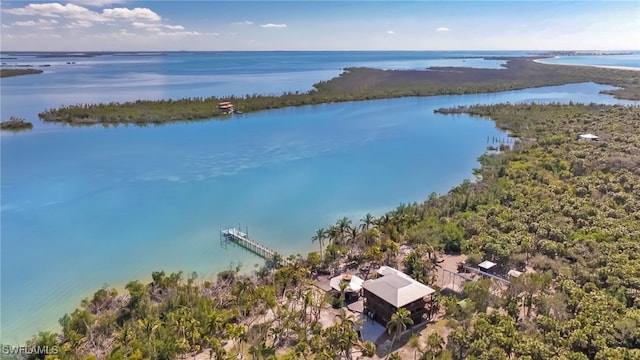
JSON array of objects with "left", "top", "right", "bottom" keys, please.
[{"left": 533, "top": 58, "right": 640, "bottom": 72}]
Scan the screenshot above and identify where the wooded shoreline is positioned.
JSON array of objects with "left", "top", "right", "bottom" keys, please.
[{"left": 37, "top": 58, "right": 640, "bottom": 126}]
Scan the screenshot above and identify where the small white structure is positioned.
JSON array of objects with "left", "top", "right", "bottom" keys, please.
[
  {"left": 579, "top": 133, "right": 599, "bottom": 141},
  {"left": 330, "top": 274, "right": 365, "bottom": 294},
  {"left": 507, "top": 269, "right": 523, "bottom": 278},
  {"left": 478, "top": 260, "right": 497, "bottom": 272}
]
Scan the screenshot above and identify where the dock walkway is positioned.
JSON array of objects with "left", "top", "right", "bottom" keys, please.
[{"left": 220, "top": 227, "right": 293, "bottom": 266}]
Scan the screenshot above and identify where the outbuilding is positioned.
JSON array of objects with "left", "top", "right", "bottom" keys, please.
[
  {"left": 579, "top": 133, "right": 599, "bottom": 141},
  {"left": 330, "top": 273, "right": 365, "bottom": 301}
]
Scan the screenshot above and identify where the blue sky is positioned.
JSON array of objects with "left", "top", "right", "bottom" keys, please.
[{"left": 1, "top": 1, "right": 638, "bottom": 51}]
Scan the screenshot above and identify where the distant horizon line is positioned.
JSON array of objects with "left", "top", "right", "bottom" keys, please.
[{"left": 1, "top": 49, "right": 638, "bottom": 53}]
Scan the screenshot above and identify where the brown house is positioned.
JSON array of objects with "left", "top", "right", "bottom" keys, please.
[
  {"left": 218, "top": 101, "right": 234, "bottom": 114},
  {"left": 362, "top": 267, "right": 437, "bottom": 326}
]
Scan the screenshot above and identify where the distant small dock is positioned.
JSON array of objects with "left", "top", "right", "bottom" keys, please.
[{"left": 220, "top": 227, "right": 292, "bottom": 266}]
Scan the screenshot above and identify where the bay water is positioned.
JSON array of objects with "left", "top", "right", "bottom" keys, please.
[{"left": 1, "top": 51, "right": 638, "bottom": 343}]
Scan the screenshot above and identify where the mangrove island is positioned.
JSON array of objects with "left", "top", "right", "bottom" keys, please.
[
  {"left": 0, "top": 68, "right": 44, "bottom": 78},
  {"left": 37, "top": 58, "right": 640, "bottom": 126},
  {"left": 0, "top": 116, "right": 33, "bottom": 131}
]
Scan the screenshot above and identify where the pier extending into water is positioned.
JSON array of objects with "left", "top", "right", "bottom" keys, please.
[{"left": 220, "top": 227, "right": 293, "bottom": 266}]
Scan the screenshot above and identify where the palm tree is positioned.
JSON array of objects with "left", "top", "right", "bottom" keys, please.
[
  {"left": 333, "top": 309, "right": 361, "bottom": 360},
  {"left": 138, "top": 317, "right": 159, "bottom": 358},
  {"left": 408, "top": 333, "right": 423, "bottom": 360},
  {"left": 336, "top": 216, "right": 353, "bottom": 245},
  {"left": 385, "top": 308, "right": 414, "bottom": 359},
  {"left": 365, "top": 228, "right": 381, "bottom": 247},
  {"left": 327, "top": 225, "right": 341, "bottom": 246},
  {"left": 185, "top": 317, "right": 202, "bottom": 352},
  {"left": 113, "top": 324, "right": 136, "bottom": 356},
  {"left": 335, "top": 308, "right": 358, "bottom": 329},
  {"left": 338, "top": 280, "right": 349, "bottom": 308},
  {"left": 249, "top": 340, "right": 276, "bottom": 360},
  {"left": 359, "top": 341, "right": 376, "bottom": 358},
  {"left": 424, "top": 332, "right": 445, "bottom": 360},
  {"left": 360, "top": 213, "right": 376, "bottom": 232},
  {"left": 312, "top": 227, "right": 327, "bottom": 258},
  {"left": 388, "top": 353, "right": 402, "bottom": 360},
  {"left": 347, "top": 226, "right": 359, "bottom": 247},
  {"left": 204, "top": 311, "right": 224, "bottom": 339}
]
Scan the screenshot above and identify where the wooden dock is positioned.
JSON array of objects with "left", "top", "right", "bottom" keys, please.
[{"left": 220, "top": 227, "right": 293, "bottom": 266}]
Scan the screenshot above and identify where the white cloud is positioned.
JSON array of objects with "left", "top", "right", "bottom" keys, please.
[
  {"left": 66, "top": 20, "right": 94, "bottom": 28},
  {"left": 12, "top": 20, "right": 38, "bottom": 26},
  {"left": 102, "top": 7, "right": 161, "bottom": 22},
  {"left": 71, "top": 0, "right": 125, "bottom": 6},
  {"left": 5, "top": 3, "right": 105, "bottom": 22},
  {"left": 165, "top": 25, "right": 184, "bottom": 30},
  {"left": 387, "top": 30, "right": 394, "bottom": 35},
  {"left": 132, "top": 22, "right": 160, "bottom": 29},
  {"left": 11, "top": 19, "right": 58, "bottom": 28},
  {"left": 260, "top": 23, "right": 286, "bottom": 28},
  {"left": 232, "top": 20, "right": 253, "bottom": 25},
  {"left": 436, "top": 27, "right": 450, "bottom": 32},
  {"left": 158, "top": 30, "right": 201, "bottom": 37},
  {"left": 5, "top": 3, "right": 162, "bottom": 24}
]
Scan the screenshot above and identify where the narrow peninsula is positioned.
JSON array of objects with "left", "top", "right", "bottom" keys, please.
[
  {"left": 0, "top": 68, "right": 44, "bottom": 78},
  {"left": 37, "top": 58, "right": 640, "bottom": 126}
]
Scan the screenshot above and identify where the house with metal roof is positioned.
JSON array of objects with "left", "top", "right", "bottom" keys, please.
[
  {"left": 362, "top": 267, "right": 437, "bottom": 326},
  {"left": 218, "top": 101, "right": 234, "bottom": 114}
]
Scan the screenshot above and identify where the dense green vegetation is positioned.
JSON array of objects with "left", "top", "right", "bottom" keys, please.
[
  {"left": 38, "top": 58, "right": 639, "bottom": 126},
  {"left": 434, "top": 103, "right": 640, "bottom": 360},
  {"left": 10, "top": 103, "right": 640, "bottom": 359},
  {"left": 316, "top": 59, "right": 640, "bottom": 100},
  {"left": 0, "top": 116, "right": 33, "bottom": 131},
  {"left": 0, "top": 69, "right": 43, "bottom": 77}
]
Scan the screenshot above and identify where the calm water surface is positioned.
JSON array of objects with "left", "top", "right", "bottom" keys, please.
[
  {"left": 0, "top": 51, "right": 515, "bottom": 121},
  {"left": 1, "top": 52, "right": 638, "bottom": 343}
]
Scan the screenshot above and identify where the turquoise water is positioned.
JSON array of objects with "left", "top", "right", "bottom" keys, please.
[
  {"left": 1, "top": 52, "right": 639, "bottom": 343},
  {"left": 537, "top": 52, "right": 640, "bottom": 69}
]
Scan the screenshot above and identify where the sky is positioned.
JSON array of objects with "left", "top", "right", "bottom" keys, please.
[{"left": 0, "top": 1, "right": 638, "bottom": 51}]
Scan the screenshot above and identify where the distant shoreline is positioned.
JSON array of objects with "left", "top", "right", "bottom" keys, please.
[
  {"left": 533, "top": 58, "right": 640, "bottom": 72},
  {"left": 36, "top": 57, "right": 640, "bottom": 127},
  {"left": 0, "top": 68, "right": 44, "bottom": 78}
]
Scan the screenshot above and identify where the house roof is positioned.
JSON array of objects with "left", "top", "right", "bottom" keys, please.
[
  {"left": 330, "top": 274, "right": 365, "bottom": 293},
  {"left": 479, "top": 260, "right": 497, "bottom": 270},
  {"left": 377, "top": 266, "right": 413, "bottom": 279},
  {"left": 363, "top": 271, "right": 435, "bottom": 308},
  {"left": 579, "top": 133, "right": 599, "bottom": 140}
]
